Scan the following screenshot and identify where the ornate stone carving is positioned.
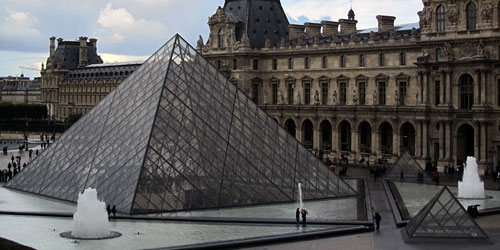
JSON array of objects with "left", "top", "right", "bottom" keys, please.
[
  {"left": 482, "top": 0, "right": 493, "bottom": 23},
  {"left": 332, "top": 90, "right": 338, "bottom": 105},
  {"left": 353, "top": 90, "right": 358, "bottom": 105},
  {"left": 447, "top": 4, "right": 458, "bottom": 25},
  {"left": 419, "top": 6, "right": 432, "bottom": 27},
  {"left": 265, "top": 38, "right": 271, "bottom": 48},
  {"left": 442, "top": 42, "right": 455, "bottom": 60},
  {"left": 196, "top": 35, "right": 204, "bottom": 50},
  {"left": 296, "top": 90, "right": 301, "bottom": 105},
  {"left": 280, "top": 91, "right": 285, "bottom": 104},
  {"left": 458, "top": 41, "right": 489, "bottom": 59},
  {"left": 373, "top": 90, "right": 377, "bottom": 105},
  {"left": 314, "top": 90, "right": 320, "bottom": 105}
]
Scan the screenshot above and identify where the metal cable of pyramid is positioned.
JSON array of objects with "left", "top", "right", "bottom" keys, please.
[
  {"left": 403, "top": 186, "right": 488, "bottom": 241},
  {"left": 6, "top": 34, "right": 358, "bottom": 215}
]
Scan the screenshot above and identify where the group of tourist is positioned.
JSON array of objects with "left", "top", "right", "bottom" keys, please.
[
  {"left": 1, "top": 157, "right": 28, "bottom": 182},
  {"left": 295, "top": 208, "right": 308, "bottom": 225}
]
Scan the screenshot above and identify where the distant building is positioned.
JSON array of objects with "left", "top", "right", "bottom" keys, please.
[
  {"left": 0, "top": 75, "right": 41, "bottom": 105},
  {"left": 198, "top": 0, "right": 500, "bottom": 173},
  {"left": 40, "top": 36, "right": 142, "bottom": 121}
]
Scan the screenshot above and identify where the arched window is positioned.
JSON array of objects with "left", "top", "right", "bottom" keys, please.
[
  {"left": 218, "top": 29, "right": 224, "bottom": 48},
  {"left": 466, "top": 2, "right": 477, "bottom": 30},
  {"left": 460, "top": 74, "right": 474, "bottom": 109},
  {"left": 436, "top": 5, "right": 446, "bottom": 32}
]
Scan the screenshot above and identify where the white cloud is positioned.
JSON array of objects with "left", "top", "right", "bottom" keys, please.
[
  {"left": 0, "top": 8, "right": 41, "bottom": 44},
  {"left": 283, "top": 0, "right": 423, "bottom": 28},
  {"left": 0, "top": 50, "right": 46, "bottom": 78},
  {"left": 97, "top": 3, "right": 167, "bottom": 43},
  {"left": 100, "top": 53, "right": 148, "bottom": 63}
]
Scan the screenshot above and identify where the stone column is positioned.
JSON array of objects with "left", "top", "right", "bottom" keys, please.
[
  {"left": 372, "top": 131, "right": 380, "bottom": 156},
  {"left": 446, "top": 71, "right": 452, "bottom": 105},
  {"left": 415, "top": 121, "right": 422, "bottom": 157},
  {"left": 474, "top": 122, "right": 480, "bottom": 160},
  {"left": 352, "top": 129, "right": 359, "bottom": 154},
  {"left": 422, "top": 121, "right": 428, "bottom": 158},
  {"left": 480, "top": 122, "right": 488, "bottom": 163},
  {"left": 313, "top": 128, "right": 321, "bottom": 151},
  {"left": 474, "top": 70, "right": 481, "bottom": 105},
  {"left": 393, "top": 131, "right": 400, "bottom": 156},
  {"left": 439, "top": 121, "right": 444, "bottom": 160},
  {"left": 445, "top": 121, "right": 452, "bottom": 160},
  {"left": 481, "top": 71, "right": 487, "bottom": 105},
  {"left": 296, "top": 125, "right": 302, "bottom": 143},
  {"left": 440, "top": 71, "right": 445, "bottom": 105},
  {"left": 423, "top": 72, "right": 428, "bottom": 104},
  {"left": 332, "top": 127, "right": 338, "bottom": 153}
]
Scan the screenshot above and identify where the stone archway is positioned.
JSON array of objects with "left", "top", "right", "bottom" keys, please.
[
  {"left": 302, "top": 119, "right": 314, "bottom": 149},
  {"left": 320, "top": 120, "right": 332, "bottom": 150},
  {"left": 379, "top": 122, "right": 393, "bottom": 155},
  {"left": 339, "top": 121, "right": 352, "bottom": 152},
  {"left": 358, "top": 121, "right": 372, "bottom": 153},
  {"left": 457, "top": 123, "right": 474, "bottom": 166},
  {"left": 285, "top": 119, "right": 296, "bottom": 138},
  {"left": 400, "top": 122, "right": 416, "bottom": 155}
]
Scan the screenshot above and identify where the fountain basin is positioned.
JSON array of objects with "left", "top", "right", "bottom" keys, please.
[{"left": 60, "top": 231, "right": 122, "bottom": 240}]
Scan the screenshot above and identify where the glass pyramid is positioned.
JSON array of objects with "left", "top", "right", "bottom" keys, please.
[
  {"left": 385, "top": 150, "right": 430, "bottom": 181},
  {"left": 6, "top": 35, "right": 357, "bottom": 215},
  {"left": 404, "top": 187, "right": 487, "bottom": 239}
]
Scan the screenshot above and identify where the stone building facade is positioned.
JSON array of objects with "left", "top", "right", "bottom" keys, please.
[
  {"left": 0, "top": 75, "right": 41, "bottom": 105},
  {"left": 40, "top": 36, "right": 141, "bottom": 121},
  {"left": 199, "top": 0, "right": 500, "bottom": 173}
]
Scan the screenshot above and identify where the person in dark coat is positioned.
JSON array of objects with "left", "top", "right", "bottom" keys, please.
[
  {"left": 296, "top": 208, "right": 300, "bottom": 225},
  {"left": 374, "top": 212, "right": 381, "bottom": 230},
  {"left": 301, "top": 209, "right": 307, "bottom": 225},
  {"left": 111, "top": 205, "right": 117, "bottom": 218},
  {"left": 107, "top": 204, "right": 111, "bottom": 217},
  {"left": 400, "top": 170, "right": 404, "bottom": 182}
]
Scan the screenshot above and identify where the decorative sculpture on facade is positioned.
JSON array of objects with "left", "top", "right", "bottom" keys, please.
[
  {"left": 373, "top": 90, "right": 377, "bottom": 105},
  {"left": 394, "top": 90, "right": 399, "bottom": 105},
  {"left": 353, "top": 89, "right": 358, "bottom": 105},
  {"left": 314, "top": 90, "right": 320, "bottom": 105},
  {"left": 263, "top": 91, "right": 268, "bottom": 104},
  {"left": 296, "top": 90, "right": 301, "bottom": 105},
  {"left": 280, "top": 91, "right": 285, "bottom": 104},
  {"left": 447, "top": 3, "right": 458, "bottom": 25},
  {"left": 196, "top": 35, "right": 204, "bottom": 50},
  {"left": 482, "top": 0, "right": 493, "bottom": 23},
  {"left": 332, "top": 90, "right": 338, "bottom": 106}
]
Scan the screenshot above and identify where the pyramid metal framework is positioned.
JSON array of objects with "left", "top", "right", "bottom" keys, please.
[
  {"left": 404, "top": 187, "right": 487, "bottom": 240},
  {"left": 6, "top": 35, "right": 357, "bottom": 215},
  {"left": 385, "top": 150, "right": 430, "bottom": 181}
]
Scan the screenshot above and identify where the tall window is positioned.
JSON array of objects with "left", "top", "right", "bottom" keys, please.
[
  {"left": 359, "top": 54, "right": 365, "bottom": 67},
  {"left": 321, "top": 82, "right": 329, "bottom": 105},
  {"left": 217, "top": 60, "right": 222, "bottom": 70},
  {"left": 436, "top": 5, "right": 446, "bottom": 32},
  {"left": 436, "top": 48, "right": 442, "bottom": 60},
  {"left": 467, "top": 2, "right": 477, "bottom": 30},
  {"left": 435, "top": 80, "right": 441, "bottom": 105},
  {"left": 340, "top": 55, "right": 346, "bottom": 68},
  {"left": 287, "top": 82, "right": 294, "bottom": 104},
  {"left": 460, "top": 74, "right": 474, "bottom": 109},
  {"left": 359, "top": 82, "right": 366, "bottom": 105},
  {"left": 253, "top": 59, "right": 259, "bottom": 70},
  {"left": 304, "top": 57, "right": 310, "bottom": 69},
  {"left": 272, "top": 82, "right": 278, "bottom": 104},
  {"left": 304, "top": 82, "right": 311, "bottom": 104},
  {"left": 251, "top": 82, "right": 259, "bottom": 103},
  {"left": 379, "top": 53, "right": 385, "bottom": 66},
  {"left": 218, "top": 29, "right": 224, "bottom": 48},
  {"left": 288, "top": 58, "right": 293, "bottom": 69},
  {"left": 322, "top": 56, "right": 328, "bottom": 68},
  {"left": 399, "top": 81, "right": 407, "bottom": 106},
  {"left": 340, "top": 82, "right": 347, "bottom": 105},
  {"left": 379, "top": 82, "right": 386, "bottom": 105},
  {"left": 233, "top": 59, "right": 237, "bottom": 70},
  {"left": 400, "top": 52, "right": 406, "bottom": 65},
  {"left": 272, "top": 59, "right": 277, "bottom": 70}
]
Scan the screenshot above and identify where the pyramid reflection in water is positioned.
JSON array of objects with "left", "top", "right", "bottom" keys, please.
[{"left": 7, "top": 35, "right": 357, "bottom": 215}]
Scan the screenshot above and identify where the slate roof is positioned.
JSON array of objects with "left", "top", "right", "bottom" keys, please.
[
  {"left": 224, "top": 0, "right": 289, "bottom": 48},
  {"left": 54, "top": 41, "right": 103, "bottom": 70},
  {"left": 62, "top": 62, "right": 142, "bottom": 83}
]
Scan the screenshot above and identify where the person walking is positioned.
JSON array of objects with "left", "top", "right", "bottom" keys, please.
[
  {"left": 296, "top": 208, "right": 300, "bottom": 225},
  {"left": 107, "top": 204, "right": 111, "bottom": 217},
  {"left": 400, "top": 170, "right": 404, "bottom": 182},
  {"left": 111, "top": 205, "right": 117, "bottom": 218},
  {"left": 374, "top": 212, "right": 381, "bottom": 230}
]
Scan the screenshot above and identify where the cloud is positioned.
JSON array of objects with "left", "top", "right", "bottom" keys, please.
[
  {"left": 0, "top": 8, "right": 42, "bottom": 50},
  {"left": 100, "top": 53, "right": 148, "bottom": 63},
  {"left": 97, "top": 3, "right": 167, "bottom": 43},
  {"left": 282, "top": 0, "right": 422, "bottom": 28},
  {"left": 0, "top": 50, "right": 46, "bottom": 78}
]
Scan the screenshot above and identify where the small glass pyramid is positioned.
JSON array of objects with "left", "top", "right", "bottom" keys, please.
[
  {"left": 386, "top": 150, "right": 429, "bottom": 181},
  {"left": 7, "top": 35, "right": 357, "bottom": 215},
  {"left": 405, "top": 186, "right": 487, "bottom": 239}
]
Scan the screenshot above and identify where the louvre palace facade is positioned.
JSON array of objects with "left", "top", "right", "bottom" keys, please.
[{"left": 198, "top": 0, "right": 500, "bottom": 173}]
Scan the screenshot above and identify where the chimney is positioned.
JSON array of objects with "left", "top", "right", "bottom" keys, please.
[
  {"left": 339, "top": 19, "right": 357, "bottom": 36},
  {"left": 304, "top": 23, "right": 321, "bottom": 37},
  {"left": 321, "top": 21, "right": 339, "bottom": 37},
  {"left": 79, "top": 36, "right": 88, "bottom": 68},
  {"left": 288, "top": 24, "right": 305, "bottom": 40},
  {"left": 377, "top": 15, "right": 396, "bottom": 33},
  {"left": 49, "top": 37, "right": 56, "bottom": 58},
  {"left": 89, "top": 38, "right": 98, "bottom": 53}
]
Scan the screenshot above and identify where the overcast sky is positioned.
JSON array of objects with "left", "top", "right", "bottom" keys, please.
[{"left": 0, "top": 0, "right": 423, "bottom": 78}]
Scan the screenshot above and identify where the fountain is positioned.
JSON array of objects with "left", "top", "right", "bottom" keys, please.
[
  {"left": 298, "top": 183, "right": 304, "bottom": 210},
  {"left": 60, "top": 188, "right": 121, "bottom": 240},
  {"left": 458, "top": 157, "right": 485, "bottom": 199}
]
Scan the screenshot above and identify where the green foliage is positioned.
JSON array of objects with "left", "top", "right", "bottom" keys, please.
[{"left": 0, "top": 102, "right": 48, "bottom": 120}]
